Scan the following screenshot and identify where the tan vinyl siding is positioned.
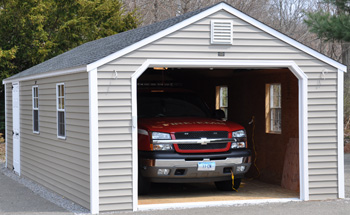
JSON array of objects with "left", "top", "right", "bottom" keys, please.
[
  {"left": 6, "top": 83, "right": 13, "bottom": 169},
  {"left": 19, "top": 72, "right": 90, "bottom": 209},
  {"left": 97, "top": 10, "right": 340, "bottom": 211}
]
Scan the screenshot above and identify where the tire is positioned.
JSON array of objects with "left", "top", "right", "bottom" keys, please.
[
  {"left": 215, "top": 178, "right": 241, "bottom": 191},
  {"left": 138, "top": 172, "right": 151, "bottom": 195}
]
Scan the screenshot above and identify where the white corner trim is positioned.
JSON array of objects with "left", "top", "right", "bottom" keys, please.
[
  {"left": 138, "top": 198, "right": 300, "bottom": 211},
  {"left": 12, "top": 82, "right": 21, "bottom": 175},
  {"left": 131, "top": 59, "right": 309, "bottom": 211},
  {"left": 88, "top": 2, "right": 345, "bottom": 72},
  {"left": 2, "top": 66, "right": 86, "bottom": 84},
  {"left": 132, "top": 77, "right": 139, "bottom": 211},
  {"left": 4, "top": 84, "right": 8, "bottom": 168},
  {"left": 337, "top": 69, "right": 345, "bottom": 198},
  {"left": 88, "top": 68, "right": 99, "bottom": 214}
]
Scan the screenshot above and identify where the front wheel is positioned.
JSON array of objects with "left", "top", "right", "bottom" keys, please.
[
  {"left": 138, "top": 172, "right": 151, "bottom": 195},
  {"left": 215, "top": 178, "right": 241, "bottom": 191}
]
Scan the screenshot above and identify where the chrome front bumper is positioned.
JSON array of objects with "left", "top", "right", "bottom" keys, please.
[{"left": 140, "top": 157, "right": 251, "bottom": 183}]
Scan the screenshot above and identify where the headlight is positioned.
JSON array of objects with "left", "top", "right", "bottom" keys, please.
[
  {"left": 153, "top": 143, "right": 174, "bottom": 151},
  {"left": 231, "top": 142, "right": 246, "bottom": 149},
  {"left": 152, "top": 132, "right": 171, "bottom": 140},
  {"left": 232, "top": 130, "right": 246, "bottom": 138}
]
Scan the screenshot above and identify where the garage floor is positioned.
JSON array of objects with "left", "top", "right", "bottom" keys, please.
[{"left": 139, "top": 179, "right": 299, "bottom": 205}]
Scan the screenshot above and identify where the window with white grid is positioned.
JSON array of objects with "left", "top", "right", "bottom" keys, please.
[
  {"left": 56, "top": 83, "right": 66, "bottom": 139},
  {"left": 32, "top": 86, "right": 39, "bottom": 133},
  {"left": 266, "top": 84, "right": 281, "bottom": 133}
]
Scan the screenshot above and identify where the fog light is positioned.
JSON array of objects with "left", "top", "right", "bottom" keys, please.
[
  {"left": 231, "top": 142, "right": 246, "bottom": 149},
  {"left": 236, "top": 166, "right": 246, "bottom": 172},
  {"left": 157, "top": 169, "right": 170, "bottom": 175}
]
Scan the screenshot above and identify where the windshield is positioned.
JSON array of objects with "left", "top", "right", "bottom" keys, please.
[{"left": 138, "top": 92, "right": 211, "bottom": 118}]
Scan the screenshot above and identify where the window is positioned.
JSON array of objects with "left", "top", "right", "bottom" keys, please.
[
  {"left": 216, "top": 86, "right": 228, "bottom": 120},
  {"left": 32, "top": 86, "right": 39, "bottom": 133},
  {"left": 56, "top": 83, "right": 66, "bottom": 138},
  {"left": 266, "top": 84, "right": 281, "bottom": 133}
]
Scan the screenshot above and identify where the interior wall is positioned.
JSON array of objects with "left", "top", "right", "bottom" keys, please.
[{"left": 189, "top": 69, "right": 299, "bottom": 186}]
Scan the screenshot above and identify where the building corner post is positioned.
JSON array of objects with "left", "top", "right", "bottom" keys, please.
[{"left": 89, "top": 68, "right": 99, "bottom": 213}]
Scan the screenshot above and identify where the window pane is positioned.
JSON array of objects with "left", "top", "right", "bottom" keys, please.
[
  {"left": 34, "top": 98, "right": 38, "bottom": 109},
  {"left": 61, "top": 97, "right": 64, "bottom": 109},
  {"left": 58, "top": 85, "right": 61, "bottom": 97},
  {"left": 220, "top": 87, "right": 228, "bottom": 107},
  {"left": 271, "top": 84, "right": 281, "bottom": 108},
  {"left": 60, "top": 85, "right": 64, "bottom": 97},
  {"left": 58, "top": 111, "right": 65, "bottom": 137},
  {"left": 33, "top": 110, "right": 39, "bottom": 132},
  {"left": 271, "top": 108, "right": 281, "bottom": 132}
]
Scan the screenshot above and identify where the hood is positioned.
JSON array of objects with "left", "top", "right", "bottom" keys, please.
[{"left": 138, "top": 117, "right": 244, "bottom": 133}]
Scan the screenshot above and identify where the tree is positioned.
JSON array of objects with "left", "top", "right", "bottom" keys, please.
[
  {"left": 0, "top": 0, "right": 139, "bottom": 132},
  {"left": 305, "top": 0, "right": 350, "bottom": 73},
  {"left": 304, "top": 0, "right": 350, "bottom": 129},
  {"left": 0, "top": 0, "right": 139, "bottom": 82}
]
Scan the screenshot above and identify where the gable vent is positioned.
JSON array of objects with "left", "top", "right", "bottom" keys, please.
[{"left": 211, "top": 20, "right": 233, "bottom": 45}]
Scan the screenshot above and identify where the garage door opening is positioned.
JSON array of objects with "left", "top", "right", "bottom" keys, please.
[{"left": 131, "top": 60, "right": 309, "bottom": 210}]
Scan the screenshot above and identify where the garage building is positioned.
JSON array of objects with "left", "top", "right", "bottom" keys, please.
[{"left": 3, "top": 2, "right": 346, "bottom": 214}]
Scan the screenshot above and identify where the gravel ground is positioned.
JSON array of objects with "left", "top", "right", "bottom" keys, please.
[
  {"left": 0, "top": 162, "right": 89, "bottom": 215},
  {"left": 0, "top": 154, "right": 349, "bottom": 215}
]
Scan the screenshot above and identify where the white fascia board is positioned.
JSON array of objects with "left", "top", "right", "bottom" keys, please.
[
  {"left": 4, "top": 84, "right": 8, "bottom": 168},
  {"left": 88, "top": 2, "right": 345, "bottom": 72},
  {"left": 2, "top": 66, "right": 87, "bottom": 84},
  {"left": 337, "top": 69, "right": 345, "bottom": 198},
  {"left": 132, "top": 59, "right": 309, "bottom": 211},
  {"left": 88, "top": 68, "right": 99, "bottom": 214}
]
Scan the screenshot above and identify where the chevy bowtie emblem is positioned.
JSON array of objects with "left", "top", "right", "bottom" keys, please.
[{"left": 197, "top": 138, "right": 210, "bottom": 145}]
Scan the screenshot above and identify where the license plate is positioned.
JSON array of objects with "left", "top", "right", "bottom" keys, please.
[{"left": 198, "top": 162, "right": 216, "bottom": 171}]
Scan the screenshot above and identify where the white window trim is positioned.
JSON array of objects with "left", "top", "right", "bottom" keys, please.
[
  {"left": 210, "top": 19, "right": 233, "bottom": 45},
  {"left": 32, "top": 85, "right": 39, "bottom": 134},
  {"left": 56, "top": 83, "right": 66, "bottom": 139},
  {"left": 131, "top": 59, "right": 309, "bottom": 212}
]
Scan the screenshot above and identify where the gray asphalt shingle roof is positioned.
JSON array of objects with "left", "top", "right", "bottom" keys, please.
[{"left": 7, "top": 3, "right": 219, "bottom": 80}]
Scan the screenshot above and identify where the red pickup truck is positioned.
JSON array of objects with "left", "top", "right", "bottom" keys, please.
[{"left": 137, "top": 89, "right": 251, "bottom": 194}]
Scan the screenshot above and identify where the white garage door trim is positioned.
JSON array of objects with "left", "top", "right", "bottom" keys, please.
[{"left": 131, "top": 59, "right": 309, "bottom": 211}]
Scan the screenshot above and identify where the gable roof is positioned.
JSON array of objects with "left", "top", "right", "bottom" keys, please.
[{"left": 4, "top": 2, "right": 346, "bottom": 83}]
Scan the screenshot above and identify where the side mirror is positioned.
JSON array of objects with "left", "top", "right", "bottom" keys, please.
[{"left": 214, "top": 109, "right": 226, "bottom": 119}]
